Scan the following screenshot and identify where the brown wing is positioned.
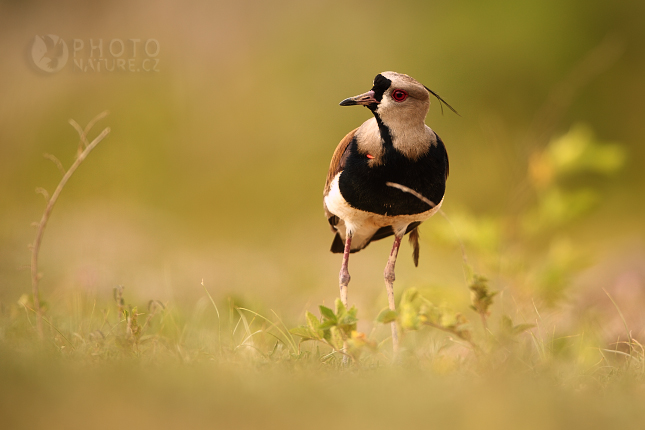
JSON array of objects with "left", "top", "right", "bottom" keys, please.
[
  {"left": 324, "top": 128, "right": 358, "bottom": 196},
  {"left": 323, "top": 128, "right": 358, "bottom": 233}
]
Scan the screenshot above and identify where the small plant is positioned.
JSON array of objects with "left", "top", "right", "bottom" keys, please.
[
  {"left": 290, "top": 298, "right": 375, "bottom": 362},
  {"left": 288, "top": 277, "right": 540, "bottom": 365},
  {"left": 107, "top": 286, "right": 167, "bottom": 353},
  {"left": 498, "top": 315, "right": 535, "bottom": 340},
  {"left": 378, "top": 288, "right": 477, "bottom": 351},
  {"left": 114, "top": 285, "right": 126, "bottom": 316},
  {"left": 469, "top": 275, "right": 496, "bottom": 331}
]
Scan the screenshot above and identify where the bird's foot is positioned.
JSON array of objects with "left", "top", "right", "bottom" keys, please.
[
  {"left": 384, "top": 265, "right": 395, "bottom": 284},
  {"left": 339, "top": 272, "right": 350, "bottom": 307}
]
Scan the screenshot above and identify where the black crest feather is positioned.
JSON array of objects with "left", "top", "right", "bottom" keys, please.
[{"left": 423, "top": 85, "right": 460, "bottom": 116}]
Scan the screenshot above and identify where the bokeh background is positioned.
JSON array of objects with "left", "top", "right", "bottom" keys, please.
[
  {"left": 2, "top": 1, "right": 645, "bottom": 429},
  {"left": 1, "top": 0, "right": 644, "bottom": 339}
]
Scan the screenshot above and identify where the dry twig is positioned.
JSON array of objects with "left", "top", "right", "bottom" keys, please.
[{"left": 30, "top": 111, "right": 110, "bottom": 338}]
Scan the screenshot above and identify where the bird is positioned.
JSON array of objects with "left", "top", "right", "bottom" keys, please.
[{"left": 323, "top": 71, "right": 457, "bottom": 352}]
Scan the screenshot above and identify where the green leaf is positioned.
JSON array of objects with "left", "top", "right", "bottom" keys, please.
[
  {"left": 376, "top": 309, "right": 398, "bottom": 324},
  {"left": 548, "top": 123, "right": 626, "bottom": 175},
  {"left": 289, "top": 326, "right": 313, "bottom": 339},
  {"left": 340, "top": 315, "right": 358, "bottom": 325},
  {"left": 400, "top": 288, "right": 419, "bottom": 306},
  {"left": 306, "top": 311, "right": 320, "bottom": 331},
  {"left": 400, "top": 306, "right": 419, "bottom": 331},
  {"left": 335, "top": 298, "right": 347, "bottom": 317},
  {"left": 322, "top": 327, "right": 332, "bottom": 342},
  {"left": 338, "top": 320, "right": 357, "bottom": 336},
  {"left": 500, "top": 315, "right": 513, "bottom": 331},
  {"left": 440, "top": 312, "right": 458, "bottom": 329},
  {"left": 318, "top": 320, "right": 337, "bottom": 331},
  {"left": 305, "top": 311, "right": 324, "bottom": 339},
  {"left": 470, "top": 275, "right": 496, "bottom": 315},
  {"left": 329, "top": 326, "right": 344, "bottom": 350},
  {"left": 347, "top": 305, "right": 358, "bottom": 319},
  {"left": 499, "top": 315, "right": 533, "bottom": 337},
  {"left": 319, "top": 305, "right": 336, "bottom": 322}
]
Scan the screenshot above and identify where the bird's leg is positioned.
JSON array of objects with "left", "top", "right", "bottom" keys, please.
[
  {"left": 339, "top": 232, "right": 353, "bottom": 364},
  {"left": 384, "top": 234, "right": 403, "bottom": 354},
  {"left": 339, "top": 232, "right": 352, "bottom": 307}
]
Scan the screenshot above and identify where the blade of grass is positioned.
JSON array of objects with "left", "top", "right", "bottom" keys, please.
[
  {"left": 236, "top": 309, "right": 254, "bottom": 342},
  {"left": 601, "top": 349, "right": 634, "bottom": 359},
  {"left": 236, "top": 307, "right": 298, "bottom": 354},
  {"left": 202, "top": 280, "right": 222, "bottom": 356},
  {"left": 20, "top": 302, "right": 75, "bottom": 350},
  {"left": 232, "top": 316, "right": 242, "bottom": 339},
  {"left": 235, "top": 329, "right": 265, "bottom": 351},
  {"left": 603, "top": 288, "right": 633, "bottom": 359},
  {"left": 41, "top": 315, "right": 75, "bottom": 351},
  {"left": 271, "top": 309, "right": 298, "bottom": 353}
]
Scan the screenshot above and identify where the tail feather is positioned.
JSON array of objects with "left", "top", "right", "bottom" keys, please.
[
  {"left": 409, "top": 227, "right": 420, "bottom": 267},
  {"left": 330, "top": 233, "right": 345, "bottom": 253},
  {"left": 330, "top": 233, "right": 364, "bottom": 254}
]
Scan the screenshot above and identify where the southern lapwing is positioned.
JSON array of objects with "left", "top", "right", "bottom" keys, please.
[{"left": 323, "top": 71, "right": 457, "bottom": 352}]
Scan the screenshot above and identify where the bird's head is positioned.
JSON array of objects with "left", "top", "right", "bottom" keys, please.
[{"left": 339, "top": 71, "right": 457, "bottom": 125}]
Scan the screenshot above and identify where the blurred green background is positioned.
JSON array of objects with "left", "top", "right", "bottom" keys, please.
[
  {"left": 1, "top": 0, "right": 644, "bottom": 335},
  {"left": 2, "top": 1, "right": 645, "bottom": 428}
]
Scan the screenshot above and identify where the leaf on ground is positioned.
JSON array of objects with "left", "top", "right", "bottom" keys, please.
[
  {"left": 318, "top": 320, "right": 337, "bottom": 331},
  {"left": 329, "top": 326, "right": 344, "bottom": 350},
  {"left": 335, "top": 298, "right": 347, "bottom": 317},
  {"left": 376, "top": 309, "right": 398, "bottom": 324},
  {"left": 306, "top": 311, "right": 320, "bottom": 331},
  {"left": 319, "top": 305, "right": 336, "bottom": 322},
  {"left": 347, "top": 305, "right": 358, "bottom": 319},
  {"left": 289, "top": 326, "right": 313, "bottom": 340}
]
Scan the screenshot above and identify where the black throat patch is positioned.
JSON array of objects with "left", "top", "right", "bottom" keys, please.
[
  {"left": 373, "top": 112, "right": 393, "bottom": 148},
  {"left": 368, "top": 74, "right": 394, "bottom": 141}
]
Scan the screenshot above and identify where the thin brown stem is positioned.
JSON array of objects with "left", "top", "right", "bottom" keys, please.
[{"left": 30, "top": 113, "right": 110, "bottom": 338}]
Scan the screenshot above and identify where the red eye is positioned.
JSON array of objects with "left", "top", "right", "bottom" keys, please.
[{"left": 391, "top": 89, "right": 408, "bottom": 102}]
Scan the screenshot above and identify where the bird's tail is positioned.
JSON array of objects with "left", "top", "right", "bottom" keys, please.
[{"left": 409, "top": 227, "right": 420, "bottom": 267}]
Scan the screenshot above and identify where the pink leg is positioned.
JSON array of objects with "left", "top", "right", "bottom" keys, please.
[
  {"left": 339, "top": 233, "right": 352, "bottom": 307},
  {"left": 339, "top": 233, "right": 353, "bottom": 363},
  {"left": 384, "top": 234, "right": 403, "bottom": 354}
]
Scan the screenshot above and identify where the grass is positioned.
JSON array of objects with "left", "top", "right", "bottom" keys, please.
[{"left": 2, "top": 284, "right": 645, "bottom": 430}]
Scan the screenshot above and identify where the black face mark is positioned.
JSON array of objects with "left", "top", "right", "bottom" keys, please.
[{"left": 370, "top": 74, "right": 392, "bottom": 102}]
